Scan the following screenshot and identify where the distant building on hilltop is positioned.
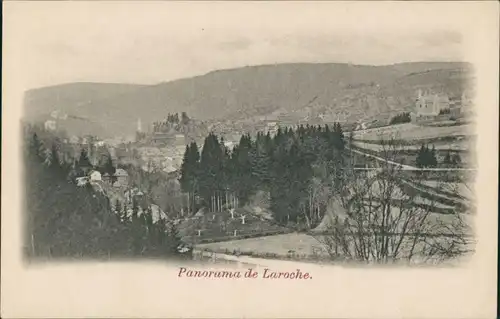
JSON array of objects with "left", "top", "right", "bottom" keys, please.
[
  {"left": 264, "top": 121, "right": 279, "bottom": 135},
  {"left": 415, "top": 89, "right": 474, "bottom": 122},
  {"left": 150, "top": 132, "right": 173, "bottom": 146},
  {"left": 415, "top": 89, "right": 450, "bottom": 118}
]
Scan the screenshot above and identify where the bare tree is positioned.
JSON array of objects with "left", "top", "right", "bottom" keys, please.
[{"left": 312, "top": 136, "right": 473, "bottom": 264}]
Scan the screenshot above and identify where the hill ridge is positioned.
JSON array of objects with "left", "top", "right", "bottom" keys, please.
[{"left": 24, "top": 61, "right": 473, "bottom": 138}]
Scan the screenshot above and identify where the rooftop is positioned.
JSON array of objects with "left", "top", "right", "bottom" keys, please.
[{"left": 114, "top": 168, "right": 128, "bottom": 177}]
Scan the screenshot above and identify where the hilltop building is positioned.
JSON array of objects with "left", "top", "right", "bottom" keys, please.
[
  {"left": 414, "top": 89, "right": 473, "bottom": 122},
  {"left": 415, "top": 89, "right": 450, "bottom": 118},
  {"left": 264, "top": 121, "right": 279, "bottom": 135},
  {"left": 150, "top": 132, "right": 174, "bottom": 146}
]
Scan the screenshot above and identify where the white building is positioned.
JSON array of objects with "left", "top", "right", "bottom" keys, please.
[
  {"left": 415, "top": 89, "right": 450, "bottom": 117},
  {"left": 89, "top": 170, "right": 102, "bottom": 182},
  {"left": 44, "top": 120, "right": 57, "bottom": 131}
]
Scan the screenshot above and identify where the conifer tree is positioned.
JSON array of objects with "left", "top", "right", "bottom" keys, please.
[
  {"left": 232, "top": 134, "right": 254, "bottom": 205},
  {"left": 166, "top": 221, "right": 182, "bottom": 254},
  {"left": 250, "top": 137, "right": 270, "bottom": 190},
  {"left": 179, "top": 142, "right": 200, "bottom": 214},
  {"left": 199, "top": 133, "right": 225, "bottom": 211},
  {"left": 49, "top": 143, "right": 61, "bottom": 171},
  {"left": 102, "top": 151, "right": 116, "bottom": 175},
  {"left": 429, "top": 146, "right": 438, "bottom": 167},
  {"left": 452, "top": 153, "right": 462, "bottom": 166},
  {"left": 31, "top": 132, "right": 43, "bottom": 161},
  {"left": 416, "top": 144, "right": 426, "bottom": 168},
  {"left": 443, "top": 151, "right": 452, "bottom": 165},
  {"left": 77, "top": 148, "right": 92, "bottom": 171},
  {"left": 115, "top": 200, "right": 123, "bottom": 221}
]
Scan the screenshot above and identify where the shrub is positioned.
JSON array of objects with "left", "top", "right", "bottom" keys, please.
[{"left": 389, "top": 112, "right": 411, "bottom": 125}]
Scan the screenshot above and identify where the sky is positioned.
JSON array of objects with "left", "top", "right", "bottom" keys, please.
[{"left": 5, "top": 2, "right": 473, "bottom": 90}]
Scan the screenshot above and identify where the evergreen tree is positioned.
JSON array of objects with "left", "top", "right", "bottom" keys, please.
[
  {"left": 429, "top": 146, "right": 438, "bottom": 167},
  {"left": 101, "top": 151, "right": 116, "bottom": 175},
  {"left": 232, "top": 134, "right": 255, "bottom": 205},
  {"left": 451, "top": 153, "right": 462, "bottom": 166},
  {"left": 199, "top": 133, "right": 226, "bottom": 211},
  {"left": 49, "top": 143, "right": 62, "bottom": 171},
  {"left": 115, "top": 200, "right": 124, "bottom": 221},
  {"left": 416, "top": 144, "right": 437, "bottom": 168},
  {"left": 77, "top": 148, "right": 92, "bottom": 170},
  {"left": 443, "top": 151, "right": 452, "bottom": 165},
  {"left": 181, "top": 112, "right": 190, "bottom": 125},
  {"left": 179, "top": 142, "right": 200, "bottom": 214},
  {"left": 331, "top": 122, "right": 345, "bottom": 150},
  {"left": 250, "top": 135, "right": 271, "bottom": 190},
  {"left": 416, "top": 144, "right": 426, "bottom": 168},
  {"left": 31, "top": 132, "right": 43, "bottom": 161},
  {"left": 166, "top": 221, "right": 182, "bottom": 254}
]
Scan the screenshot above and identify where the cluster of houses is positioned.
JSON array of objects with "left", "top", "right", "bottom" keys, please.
[
  {"left": 75, "top": 168, "right": 129, "bottom": 188},
  {"left": 355, "top": 89, "right": 474, "bottom": 131},
  {"left": 414, "top": 89, "right": 473, "bottom": 121},
  {"left": 135, "top": 117, "right": 188, "bottom": 147}
]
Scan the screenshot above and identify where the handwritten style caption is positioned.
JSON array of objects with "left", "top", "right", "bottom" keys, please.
[{"left": 178, "top": 267, "right": 312, "bottom": 279}]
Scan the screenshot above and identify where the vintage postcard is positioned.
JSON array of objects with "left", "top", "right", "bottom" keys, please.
[{"left": 2, "top": 1, "right": 498, "bottom": 318}]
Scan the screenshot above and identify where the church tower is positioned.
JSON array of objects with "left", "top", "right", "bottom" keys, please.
[{"left": 137, "top": 118, "right": 142, "bottom": 132}]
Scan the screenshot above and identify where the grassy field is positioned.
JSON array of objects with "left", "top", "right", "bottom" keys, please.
[
  {"left": 193, "top": 121, "right": 477, "bottom": 263},
  {"left": 196, "top": 207, "right": 472, "bottom": 260},
  {"left": 197, "top": 232, "right": 328, "bottom": 257},
  {"left": 178, "top": 208, "right": 289, "bottom": 244},
  {"left": 352, "top": 123, "right": 474, "bottom": 141},
  {"left": 419, "top": 181, "right": 475, "bottom": 201},
  {"left": 352, "top": 139, "right": 472, "bottom": 152}
]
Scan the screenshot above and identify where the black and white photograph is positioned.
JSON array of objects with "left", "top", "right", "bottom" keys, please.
[{"left": 2, "top": 2, "right": 498, "bottom": 318}]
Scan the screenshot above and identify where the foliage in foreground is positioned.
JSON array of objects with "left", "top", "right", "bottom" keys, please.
[{"left": 23, "top": 126, "right": 189, "bottom": 260}]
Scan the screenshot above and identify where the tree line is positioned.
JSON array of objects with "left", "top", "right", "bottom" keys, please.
[
  {"left": 415, "top": 144, "right": 462, "bottom": 168},
  {"left": 389, "top": 112, "right": 412, "bottom": 125},
  {"left": 179, "top": 123, "right": 347, "bottom": 228},
  {"left": 152, "top": 112, "right": 191, "bottom": 133}
]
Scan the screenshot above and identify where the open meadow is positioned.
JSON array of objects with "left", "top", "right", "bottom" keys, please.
[{"left": 352, "top": 122, "right": 475, "bottom": 141}]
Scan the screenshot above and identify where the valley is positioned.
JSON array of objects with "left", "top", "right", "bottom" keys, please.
[{"left": 23, "top": 61, "right": 476, "bottom": 265}]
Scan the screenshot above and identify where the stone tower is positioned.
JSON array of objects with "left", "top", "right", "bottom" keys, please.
[{"left": 137, "top": 118, "right": 142, "bottom": 132}]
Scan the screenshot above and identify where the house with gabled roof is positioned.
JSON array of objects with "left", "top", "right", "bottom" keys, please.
[{"left": 113, "top": 168, "right": 129, "bottom": 187}]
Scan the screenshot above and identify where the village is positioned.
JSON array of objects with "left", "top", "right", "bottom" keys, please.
[{"left": 37, "top": 84, "right": 473, "bottom": 265}]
